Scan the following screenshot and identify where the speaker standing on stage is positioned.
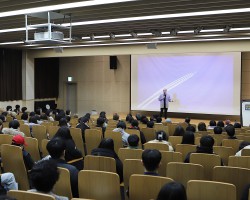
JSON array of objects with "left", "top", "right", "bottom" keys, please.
[{"left": 158, "top": 89, "right": 172, "bottom": 119}]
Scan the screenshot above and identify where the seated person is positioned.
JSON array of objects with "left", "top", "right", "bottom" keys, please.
[
  {"left": 225, "top": 124, "right": 237, "bottom": 139},
  {"left": 91, "top": 138, "right": 123, "bottom": 183},
  {"left": 235, "top": 141, "right": 250, "bottom": 156},
  {"left": 142, "top": 149, "right": 162, "bottom": 176},
  {"left": 156, "top": 182, "right": 187, "bottom": 200},
  {"left": 113, "top": 121, "right": 130, "bottom": 146},
  {"left": 21, "top": 112, "right": 29, "bottom": 123},
  {"left": 2, "top": 120, "right": 25, "bottom": 137},
  {"left": 185, "top": 117, "right": 191, "bottom": 125},
  {"left": 207, "top": 120, "right": 216, "bottom": 130},
  {"left": 234, "top": 122, "right": 242, "bottom": 128},
  {"left": 96, "top": 117, "right": 106, "bottom": 137},
  {"left": 128, "top": 120, "right": 146, "bottom": 144},
  {"left": 112, "top": 113, "right": 120, "bottom": 121},
  {"left": 186, "top": 125, "right": 196, "bottom": 133},
  {"left": 76, "top": 116, "right": 90, "bottom": 143},
  {"left": 213, "top": 126, "right": 222, "bottom": 134},
  {"left": 148, "top": 131, "right": 174, "bottom": 151},
  {"left": 147, "top": 121, "right": 154, "bottom": 128},
  {"left": 11, "top": 135, "right": 34, "bottom": 171},
  {"left": 197, "top": 122, "right": 207, "bottom": 131},
  {"left": 29, "top": 160, "right": 68, "bottom": 200},
  {"left": 0, "top": 173, "right": 18, "bottom": 195},
  {"left": 181, "top": 131, "right": 195, "bottom": 145},
  {"left": 127, "top": 134, "right": 140, "bottom": 149},
  {"left": 46, "top": 138, "right": 79, "bottom": 198},
  {"left": 173, "top": 126, "right": 185, "bottom": 136},
  {"left": 155, "top": 117, "right": 163, "bottom": 124}
]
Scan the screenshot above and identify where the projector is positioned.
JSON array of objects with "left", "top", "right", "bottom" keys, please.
[{"left": 34, "top": 31, "right": 64, "bottom": 41}]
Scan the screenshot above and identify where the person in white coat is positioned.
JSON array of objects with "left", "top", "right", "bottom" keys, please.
[{"left": 158, "top": 89, "right": 172, "bottom": 119}]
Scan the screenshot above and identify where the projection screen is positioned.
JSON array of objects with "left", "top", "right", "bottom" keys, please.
[{"left": 131, "top": 52, "right": 241, "bottom": 115}]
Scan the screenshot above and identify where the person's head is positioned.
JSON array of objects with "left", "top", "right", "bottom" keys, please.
[
  {"left": 234, "top": 122, "right": 242, "bottom": 128},
  {"left": 213, "top": 126, "right": 222, "bottom": 134},
  {"left": 84, "top": 113, "right": 91, "bottom": 120},
  {"left": 165, "top": 118, "right": 172, "bottom": 123},
  {"left": 40, "top": 113, "right": 48, "bottom": 120},
  {"left": 156, "top": 117, "right": 162, "bottom": 123},
  {"left": 96, "top": 117, "right": 105, "bottom": 127},
  {"left": 117, "top": 121, "right": 126, "bottom": 130},
  {"left": 45, "top": 109, "right": 53, "bottom": 117},
  {"left": 65, "top": 115, "right": 71, "bottom": 123},
  {"left": 157, "top": 182, "right": 187, "bottom": 200},
  {"left": 113, "top": 113, "right": 119, "bottom": 120},
  {"left": 126, "top": 114, "right": 132, "bottom": 122},
  {"left": 99, "top": 111, "right": 106, "bottom": 119},
  {"left": 185, "top": 117, "right": 190, "bottom": 124},
  {"left": 173, "top": 125, "right": 185, "bottom": 136},
  {"left": 9, "top": 120, "right": 20, "bottom": 129},
  {"left": 217, "top": 120, "right": 225, "bottom": 128},
  {"left": 46, "top": 137, "right": 66, "bottom": 159},
  {"left": 65, "top": 109, "right": 71, "bottom": 116},
  {"left": 29, "top": 160, "right": 59, "bottom": 193},
  {"left": 58, "top": 118, "right": 68, "bottom": 127},
  {"left": 29, "top": 112, "right": 35, "bottom": 117},
  {"left": 209, "top": 120, "right": 216, "bottom": 126},
  {"left": 131, "top": 119, "right": 139, "bottom": 127},
  {"left": 135, "top": 113, "right": 142, "bottom": 121},
  {"left": 15, "top": 105, "right": 20, "bottom": 111},
  {"left": 200, "top": 135, "right": 214, "bottom": 148},
  {"left": 1, "top": 112, "right": 7, "bottom": 117},
  {"left": 54, "top": 127, "right": 72, "bottom": 140},
  {"left": 128, "top": 134, "right": 139, "bottom": 148},
  {"left": 155, "top": 130, "right": 168, "bottom": 141},
  {"left": 225, "top": 124, "right": 235, "bottom": 137},
  {"left": 239, "top": 141, "right": 250, "bottom": 151},
  {"left": 21, "top": 107, "right": 27, "bottom": 113},
  {"left": 198, "top": 122, "right": 207, "bottom": 131},
  {"left": 147, "top": 120, "right": 154, "bottom": 128},
  {"left": 81, "top": 116, "right": 89, "bottom": 124},
  {"left": 141, "top": 117, "right": 149, "bottom": 124},
  {"left": 163, "top": 89, "right": 167, "bottom": 94},
  {"left": 142, "top": 149, "right": 161, "bottom": 172},
  {"left": 21, "top": 113, "right": 28, "bottom": 121},
  {"left": 98, "top": 138, "right": 114, "bottom": 151},
  {"left": 6, "top": 106, "right": 12, "bottom": 112},
  {"left": 225, "top": 120, "right": 231, "bottom": 126},
  {"left": 181, "top": 131, "right": 195, "bottom": 145},
  {"left": 0, "top": 114, "right": 6, "bottom": 122},
  {"left": 29, "top": 116, "right": 37, "bottom": 124},
  {"left": 11, "top": 135, "right": 27, "bottom": 147},
  {"left": 186, "top": 125, "right": 196, "bottom": 133}
]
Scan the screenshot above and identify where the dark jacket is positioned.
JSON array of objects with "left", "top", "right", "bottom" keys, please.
[
  {"left": 91, "top": 148, "right": 123, "bottom": 183},
  {"left": 76, "top": 123, "right": 90, "bottom": 143},
  {"left": 23, "top": 149, "right": 34, "bottom": 171},
  {"left": 128, "top": 127, "right": 146, "bottom": 144}
]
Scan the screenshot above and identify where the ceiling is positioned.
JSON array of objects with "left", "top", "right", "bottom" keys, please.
[{"left": 1, "top": 0, "right": 250, "bottom": 49}]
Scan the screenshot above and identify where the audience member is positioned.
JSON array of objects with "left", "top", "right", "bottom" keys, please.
[
  {"left": 156, "top": 182, "right": 187, "bottom": 200},
  {"left": 186, "top": 125, "right": 196, "bottom": 133},
  {"left": 112, "top": 113, "right": 119, "bottom": 121},
  {"left": 29, "top": 160, "right": 68, "bottom": 200},
  {"left": 0, "top": 115, "right": 6, "bottom": 122},
  {"left": 45, "top": 110, "right": 54, "bottom": 122},
  {"left": 142, "top": 149, "right": 161, "bottom": 176},
  {"left": 127, "top": 134, "right": 140, "bottom": 149},
  {"left": 185, "top": 117, "right": 190, "bottom": 125},
  {"left": 147, "top": 121, "right": 154, "bottom": 128},
  {"left": 21, "top": 107, "right": 27, "bottom": 113},
  {"left": 128, "top": 120, "right": 146, "bottom": 144},
  {"left": 0, "top": 173, "right": 18, "bottom": 195},
  {"left": 113, "top": 121, "right": 130, "bottom": 146},
  {"left": 96, "top": 117, "right": 106, "bottom": 136},
  {"left": 135, "top": 113, "right": 142, "bottom": 121},
  {"left": 198, "top": 122, "right": 207, "bottom": 131},
  {"left": 76, "top": 116, "right": 90, "bottom": 143},
  {"left": 58, "top": 118, "right": 69, "bottom": 127},
  {"left": 65, "top": 109, "right": 71, "bottom": 116},
  {"left": 234, "top": 122, "right": 242, "bottom": 128},
  {"left": 213, "top": 126, "right": 222, "bottom": 134},
  {"left": 217, "top": 120, "right": 225, "bottom": 128},
  {"left": 2, "top": 120, "right": 25, "bottom": 137},
  {"left": 181, "top": 131, "right": 195, "bottom": 145},
  {"left": 148, "top": 131, "right": 174, "bottom": 151},
  {"left": 235, "top": 141, "right": 250, "bottom": 156},
  {"left": 207, "top": 120, "right": 216, "bottom": 130},
  {"left": 225, "top": 124, "right": 237, "bottom": 139},
  {"left": 173, "top": 125, "right": 185, "bottom": 136},
  {"left": 155, "top": 117, "right": 163, "bottom": 124},
  {"left": 91, "top": 138, "right": 123, "bottom": 182}
]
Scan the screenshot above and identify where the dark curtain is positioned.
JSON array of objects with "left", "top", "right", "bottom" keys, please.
[
  {"left": 0, "top": 48, "right": 22, "bottom": 101},
  {"left": 35, "top": 58, "right": 59, "bottom": 98}
]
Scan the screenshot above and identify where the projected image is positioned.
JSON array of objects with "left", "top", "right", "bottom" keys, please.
[{"left": 131, "top": 52, "right": 241, "bottom": 115}]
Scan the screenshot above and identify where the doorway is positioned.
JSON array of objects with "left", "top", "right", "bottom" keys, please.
[{"left": 66, "top": 82, "right": 77, "bottom": 115}]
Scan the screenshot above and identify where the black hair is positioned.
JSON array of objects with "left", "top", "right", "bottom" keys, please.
[
  {"left": 126, "top": 114, "right": 132, "bottom": 122},
  {"left": 135, "top": 113, "right": 142, "bottom": 121},
  {"left": 186, "top": 125, "right": 196, "bottom": 133},
  {"left": 131, "top": 119, "right": 139, "bottom": 127},
  {"left": 234, "top": 122, "right": 242, "bottom": 128},
  {"left": 155, "top": 131, "right": 168, "bottom": 141},
  {"left": 99, "top": 111, "right": 106, "bottom": 118},
  {"left": 0, "top": 115, "right": 6, "bottom": 122},
  {"left": 54, "top": 127, "right": 73, "bottom": 140},
  {"left": 156, "top": 117, "right": 162, "bottom": 123},
  {"left": 98, "top": 138, "right": 114, "bottom": 151},
  {"left": 147, "top": 121, "right": 154, "bottom": 128},
  {"left": 213, "top": 126, "right": 222, "bottom": 134},
  {"left": 40, "top": 113, "right": 48, "bottom": 120},
  {"left": 21, "top": 113, "right": 28, "bottom": 121},
  {"left": 157, "top": 182, "right": 187, "bottom": 200},
  {"left": 66, "top": 109, "right": 71, "bottom": 115},
  {"left": 173, "top": 125, "right": 185, "bottom": 136},
  {"left": 141, "top": 117, "right": 149, "bottom": 124},
  {"left": 181, "top": 131, "right": 195, "bottom": 145},
  {"left": 225, "top": 125, "right": 235, "bottom": 137},
  {"left": 142, "top": 149, "right": 161, "bottom": 172},
  {"left": 59, "top": 118, "right": 68, "bottom": 127},
  {"left": 200, "top": 135, "right": 214, "bottom": 148},
  {"left": 84, "top": 113, "right": 91, "bottom": 120},
  {"left": 29, "top": 160, "right": 59, "bottom": 193},
  {"left": 65, "top": 115, "right": 71, "bottom": 123},
  {"left": 128, "top": 134, "right": 139, "bottom": 147},
  {"left": 185, "top": 117, "right": 190, "bottom": 124},
  {"left": 35, "top": 108, "right": 41, "bottom": 115},
  {"left": 6, "top": 106, "right": 12, "bottom": 111},
  {"left": 198, "top": 122, "right": 207, "bottom": 131},
  {"left": 29, "top": 112, "right": 35, "bottom": 117},
  {"left": 217, "top": 120, "right": 225, "bottom": 128},
  {"left": 9, "top": 120, "right": 20, "bottom": 129},
  {"left": 46, "top": 137, "right": 66, "bottom": 159},
  {"left": 29, "top": 116, "right": 37, "bottom": 124},
  {"left": 45, "top": 110, "right": 52, "bottom": 117},
  {"left": 209, "top": 120, "right": 216, "bottom": 126},
  {"left": 113, "top": 113, "right": 119, "bottom": 120},
  {"left": 239, "top": 141, "right": 250, "bottom": 151},
  {"left": 21, "top": 107, "right": 27, "bottom": 113},
  {"left": 1, "top": 112, "right": 7, "bottom": 117},
  {"left": 117, "top": 121, "right": 126, "bottom": 129},
  {"left": 96, "top": 117, "right": 105, "bottom": 127}
]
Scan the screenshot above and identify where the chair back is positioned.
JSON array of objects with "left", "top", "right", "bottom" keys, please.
[
  {"left": 20, "top": 124, "right": 31, "bottom": 137},
  {"left": 105, "top": 130, "right": 123, "bottom": 154},
  {"left": 41, "top": 122, "right": 53, "bottom": 132},
  {"left": 210, "top": 134, "right": 227, "bottom": 145},
  {"left": 144, "top": 142, "right": 169, "bottom": 151},
  {"left": 1, "top": 144, "right": 30, "bottom": 190},
  {"left": 32, "top": 125, "right": 47, "bottom": 150},
  {"left": 41, "top": 139, "right": 50, "bottom": 157},
  {"left": 0, "top": 134, "right": 13, "bottom": 155},
  {"left": 175, "top": 144, "right": 197, "bottom": 161},
  {"left": 47, "top": 126, "right": 59, "bottom": 139},
  {"left": 78, "top": 170, "right": 121, "bottom": 200},
  {"left": 242, "top": 148, "right": 250, "bottom": 156},
  {"left": 85, "top": 129, "right": 102, "bottom": 155},
  {"left": 70, "top": 127, "right": 85, "bottom": 156},
  {"left": 84, "top": 155, "right": 116, "bottom": 173},
  {"left": 213, "top": 166, "right": 250, "bottom": 200},
  {"left": 25, "top": 137, "right": 41, "bottom": 161},
  {"left": 228, "top": 156, "right": 250, "bottom": 169},
  {"left": 154, "top": 124, "right": 169, "bottom": 134},
  {"left": 168, "top": 123, "right": 178, "bottom": 136},
  {"left": 141, "top": 127, "right": 155, "bottom": 142},
  {"left": 129, "top": 174, "right": 173, "bottom": 200},
  {"left": 118, "top": 148, "right": 143, "bottom": 164},
  {"left": 54, "top": 167, "right": 72, "bottom": 199},
  {"left": 190, "top": 153, "right": 221, "bottom": 180},
  {"left": 213, "top": 146, "right": 234, "bottom": 165},
  {"left": 167, "top": 162, "right": 204, "bottom": 188},
  {"left": 222, "top": 139, "right": 242, "bottom": 154},
  {"left": 168, "top": 136, "right": 182, "bottom": 150},
  {"left": 8, "top": 190, "right": 56, "bottom": 200},
  {"left": 187, "top": 180, "right": 236, "bottom": 200}
]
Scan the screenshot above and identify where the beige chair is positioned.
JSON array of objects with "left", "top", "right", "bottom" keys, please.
[
  {"left": 54, "top": 167, "right": 72, "bottom": 199},
  {"left": 129, "top": 174, "right": 173, "bottom": 200},
  {"left": 210, "top": 134, "right": 227, "bottom": 145},
  {"left": 41, "top": 122, "right": 53, "bottom": 132},
  {"left": 52, "top": 121, "right": 59, "bottom": 126},
  {"left": 105, "top": 130, "right": 123, "bottom": 154},
  {"left": 242, "top": 148, "right": 250, "bottom": 156},
  {"left": 85, "top": 129, "right": 102, "bottom": 155},
  {"left": 8, "top": 190, "right": 55, "bottom": 200},
  {"left": 118, "top": 148, "right": 143, "bottom": 164},
  {"left": 144, "top": 142, "right": 169, "bottom": 151},
  {"left": 154, "top": 124, "right": 169, "bottom": 134},
  {"left": 0, "top": 134, "right": 13, "bottom": 155},
  {"left": 3, "top": 121, "right": 9, "bottom": 128},
  {"left": 70, "top": 127, "right": 85, "bottom": 156},
  {"left": 195, "top": 137, "right": 201, "bottom": 145},
  {"left": 1, "top": 144, "right": 30, "bottom": 190},
  {"left": 41, "top": 139, "right": 50, "bottom": 157},
  {"left": 141, "top": 127, "right": 155, "bottom": 142},
  {"left": 168, "top": 123, "right": 178, "bottom": 136},
  {"left": 47, "top": 125, "right": 59, "bottom": 139},
  {"left": 123, "top": 159, "right": 144, "bottom": 193},
  {"left": 158, "top": 151, "right": 182, "bottom": 177},
  {"left": 84, "top": 155, "right": 116, "bottom": 173},
  {"left": 228, "top": 156, "right": 250, "bottom": 169},
  {"left": 187, "top": 180, "right": 236, "bottom": 200},
  {"left": 78, "top": 170, "right": 121, "bottom": 200},
  {"left": 222, "top": 139, "right": 242, "bottom": 154},
  {"left": 213, "top": 146, "right": 234, "bottom": 165},
  {"left": 190, "top": 153, "right": 221, "bottom": 180},
  {"left": 168, "top": 136, "right": 182, "bottom": 150},
  {"left": 25, "top": 137, "right": 41, "bottom": 161},
  {"left": 178, "top": 122, "right": 188, "bottom": 131},
  {"left": 175, "top": 144, "right": 197, "bottom": 161},
  {"left": 213, "top": 166, "right": 250, "bottom": 200},
  {"left": 167, "top": 162, "right": 204, "bottom": 188},
  {"left": 196, "top": 131, "right": 210, "bottom": 137},
  {"left": 20, "top": 124, "right": 31, "bottom": 137},
  {"left": 32, "top": 125, "right": 47, "bottom": 150},
  {"left": 17, "top": 120, "right": 24, "bottom": 125}
]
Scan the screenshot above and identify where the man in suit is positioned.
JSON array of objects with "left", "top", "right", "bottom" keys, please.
[{"left": 158, "top": 89, "right": 172, "bottom": 119}]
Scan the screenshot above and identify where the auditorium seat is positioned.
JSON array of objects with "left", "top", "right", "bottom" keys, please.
[
  {"left": 70, "top": 127, "right": 85, "bottom": 156},
  {"left": 105, "top": 130, "right": 123, "bottom": 154},
  {"left": 25, "top": 137, "right": 41, "bottom": 162},
  {"left": 213, "top": 146, "right": 234, "bottom": 166},
  {"left": 8, "top": 190, "right": 56, "bottom": 200},
  {"left": 32, "top": 125, "right": 47, "bottom": 150},
  {"left": 144, "top": 142, "right": 169, "bottom": 151},
  {"left": 47, "top": 125, "right": 59, "bottom": 139},
  {"left": 228, "top": 156, "right": 250, "bottom": 169},
  {"left": 85, "top": 129, "right": 102, "bottom": 155},
  {"left": 20, "top": 124, "right": 31, "bottom": 137},
  {"left": 175, "top": 144, "right": 197, "bottom": 161},
  {"left": 118, "top": 148, "right": 143, "bottom": 164},
  {"left": 141, "top": 127, "right": 155, "bottom": 142},
  {"left": 168, "top": 136, "right": 182, "bottom": 150}
]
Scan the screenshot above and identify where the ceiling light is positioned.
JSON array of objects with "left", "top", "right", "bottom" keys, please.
[
  {"left": 224, "top": 25, "right": 232, "bottom": 33},
  {"left": 90, "top": 34, "right": 95, "bottom": 41},
  {"left": 170, "top": 28, "right": 179, "bottom": 36},
  {"left": 130, "top": 31, "right": 138, "bottom": 38},
  {"left": 151, "top": 30, "right": 162, "bottom": 37},
  {"left": 194, "top": 26, "right": 203, "bottom": 34},
  {"left": 109, "top": 32, "right": 116, "bottom": 40}
]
